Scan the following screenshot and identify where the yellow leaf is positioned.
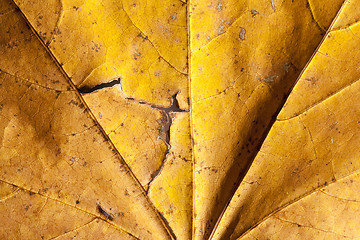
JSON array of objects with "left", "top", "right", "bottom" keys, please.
[{"left": 1, "top": 0, "right": 360, "bottom": 239}]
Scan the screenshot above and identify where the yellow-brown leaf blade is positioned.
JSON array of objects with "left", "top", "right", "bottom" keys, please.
[{"left": 0, "top": 2, "right": 172, "bottom": 238}]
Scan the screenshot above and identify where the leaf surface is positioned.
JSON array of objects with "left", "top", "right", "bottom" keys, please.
[{"left": 1, "top": 0, "right": 360, "bottom": 239}]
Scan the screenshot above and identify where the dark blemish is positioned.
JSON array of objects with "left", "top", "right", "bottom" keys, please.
[
  {"left": 76, "top": 200, "right": 80, "bottom": 204},
  {"left": 126, "top": 97, "right": 135, "bottom": 101},
  {"left": 91, "top": 42, "right": 101, "bottom": 52},
  {"left": 262, "top": 75, "right": 277, "bottom": 83},
  {"left": 239, "top": 27, "right": 246, "bottom": 40},
  {"left": 83, "top": 162, "right": 87, "bottom": 167},
  {"left": 97, "top": 204, "right": 114, "bottom": 221},
  {"left": 283, "top": 62, "right": 292, "bottom": 73},
  {"left": 270, "top": 0, "right": 275, "bottom": 11},
  {"left": 7, "top": 41, "right": 18, "bottom": 49},
  {"left": 216, "top": 0, "right": 222, "bottom": 11},
  {"left": 250, "top": 10, "right": 259, "bottom": 16},
  {"left": 218, "top": 24, "right": 225, "bottom": 34},
  {"left": 56, "top": 148, "right": 61, "bottom": 156},
  {"left": 305, "top": 77, "right": 317, "bottom": 83},
  {"left": 137, "top": 33, "right": 148, "bottom": 40},
  {"left": 79, "top": 78, "right": 121, "bottom": 94},
  {"left": 25, "top": 205, "right": 29, "bottom": 211},
  {"left": 73, "top": 6, "right": 79, "bottom": 10},
  {"left": 38, "top": 16, "right": 43, "bottom": 19},
  {"left": 29, "top": 192, "right": 35, "bottom": 196},
  {"left": 241, "top": 68, "right": 245, "bottom": 72},
  {"left": 69, "top": 100, "right": 78, "bottom": 106}
]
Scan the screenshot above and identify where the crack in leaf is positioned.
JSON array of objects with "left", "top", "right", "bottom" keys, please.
[
  {"left": 78, "top": 78, "right": 121, "bottom": 94},
  {"left": 5, "top": 0, "right": 357, "bottom": 238},
  {"left": 145, "top": 94, "right": 188, "bottom": 188},
  {"left": 146, "top": 151, "right": 170, "bottom": 193},
  {"left": 90, "top": 77, "right": 188, "bottom": 143},
  {"left": 77, "top": 77, "right": 188, "bottom": 196},
  {"left": 123, "top": 91, "right": 188, "bottom": 145},
  {"left": 7, "top": 5, "right": 175, "bottom": 237}
]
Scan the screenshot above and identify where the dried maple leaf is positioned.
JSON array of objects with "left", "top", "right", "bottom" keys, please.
[{"left": 1, "top": 0, "right": 360, "bottom": 239}]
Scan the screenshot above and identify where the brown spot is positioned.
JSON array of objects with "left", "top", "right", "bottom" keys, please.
[
  {"left": 283, "top": 62, "right": 292, "bottom": 72},
  {"left": 250, "top": 10, "right": 259, "bottom": 16},
  {"left": 216, "top": 0, "right": 222, "bottom": 11},
  {"left": 262, "top": 75, "right": 277, "bottom": 83},
  {"left": 239, "top": 28, "right": 246, "bottom": 40},
  {"left": 97, "top": 204, "right": 115, "bottom": 221},
  {"left": 305, "top": 77, "right": 317, "bottom": 84}
]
